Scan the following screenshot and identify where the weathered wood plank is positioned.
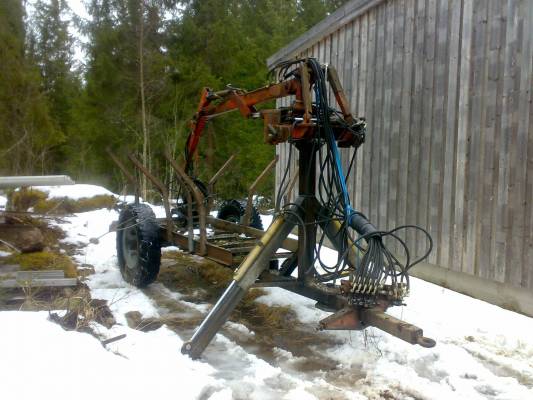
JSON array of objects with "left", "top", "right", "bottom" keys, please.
[
  {"left": 525, "top": 0, "right": 533, "bottom": 291},
  {"left": 355, "top": 13, "right": 368, "bottom": 211},
  {"left": 16, "top": 270, "right": 65, "bottom": 280},
  {"left": 439, "top": 0, "right": 461, "bottom": 270},
  {"left": 477, "top": 0, "right": 501, "bottom": 280},
  {"left": 397, "top": 0, "right": 414, "bottom": 247},
  {"left": 426, "top": 0, "right": 447, "bottom": 265},
  {"left": 344, "top": 20, "right": 357, "bottom": 208},
  {"left": 336, "top": 25, "right": 349, "bottom": 182},
  {"left": 344, "top": 21, "right": 354, "bottom": 106},
  {"left": 406, "top": 0, "right": 426, "bottom": 252},
  {"left": 453, "top": 0, "right": 473, "bottom": 274},
  {"left": 370, "top": 2, "right": 385, "bottom": 226},
  {"left": 0, "top": 278, "right": 78, "bottom": 288},
  {"left": 361, "top": 7, "right": 377, "bottom": 215},
  {"left": 499, "top": 0, "right": 519, "bottom": 285},
  {"left": 388, "top": 0, "right": 404, "bottom": 243},
  {"left": 417, "top": 0, "right": 436, "bottom": 259},
  {"left": 489, "top": 0, "right": 508, "bottom": 284},
  {"left": 516, "top": 0, "right": 532, "bottom": 288},
  {"left": 379, "top": 0, "right": 394, "bottom": 232},
  {"left": 464, "top": 0, "right": 488, "bottom": 276}
]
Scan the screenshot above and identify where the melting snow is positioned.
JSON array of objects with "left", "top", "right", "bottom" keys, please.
[{"left": 1, "top": 185, "right": 532, "bottom": 399}]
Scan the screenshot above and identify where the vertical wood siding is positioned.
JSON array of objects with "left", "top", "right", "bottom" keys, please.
[{"left": 273, "top": 0, "right": 533, "bottom": 290}]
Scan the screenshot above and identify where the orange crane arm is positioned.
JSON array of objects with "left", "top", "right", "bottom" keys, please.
[{"left": 184, "top": 77, "right": 302, "bottom": 174}]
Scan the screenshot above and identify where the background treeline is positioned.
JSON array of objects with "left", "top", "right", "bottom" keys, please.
[{"left": 0, "top": 0, "right": 346, "bottom": 199}]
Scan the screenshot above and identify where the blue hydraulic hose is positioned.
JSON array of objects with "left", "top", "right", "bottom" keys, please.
[{"left": 314, "top": 84, "right": 354, "bottom": 223}]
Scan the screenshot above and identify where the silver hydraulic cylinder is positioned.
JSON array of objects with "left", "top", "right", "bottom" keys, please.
[{"left": 181, "top": 207, "right": 299, "bottom": 359}]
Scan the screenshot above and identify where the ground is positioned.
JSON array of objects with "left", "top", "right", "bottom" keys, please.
[{"left": 1, "top": 185, "right": 532, "bottom": 400}]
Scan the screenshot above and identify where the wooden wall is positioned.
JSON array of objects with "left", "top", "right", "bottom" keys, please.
[{"left": 269, "top": 0, "right": 533, "bottom": 292}]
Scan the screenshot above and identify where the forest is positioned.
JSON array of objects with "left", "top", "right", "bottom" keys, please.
[{"left": 0, "top": 0, "right": 346, "bottom": 199}]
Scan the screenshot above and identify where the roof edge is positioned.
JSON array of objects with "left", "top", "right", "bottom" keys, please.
[{"left": 267, "top": 0, "right": 385, "bottom": 68}]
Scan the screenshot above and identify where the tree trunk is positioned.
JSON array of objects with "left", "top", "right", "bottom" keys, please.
[{"left": 139, "top": 0, "right": 148, "bottom": 200}]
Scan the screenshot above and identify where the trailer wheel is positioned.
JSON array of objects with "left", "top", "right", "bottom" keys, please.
[
  {"left": 217, "top": 199, "right": 263, "bottom": 230},
  {"left": 116, "top": 203, "right": 161, "bottom": 287}
]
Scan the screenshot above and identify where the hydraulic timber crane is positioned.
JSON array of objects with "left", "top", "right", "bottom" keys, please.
[{"left": 178, "top": 58, "right": 435, "bottom": 359}]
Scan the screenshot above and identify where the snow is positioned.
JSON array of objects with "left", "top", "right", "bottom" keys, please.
[
  {"left": 2, "top": 183, "right": 533, "bottom": 400},
  {"left": 0, "top": 194, "right": 6, "bottom": 209},
  {"left": 31, "top": 184, "right": 117, "bottom": 199},
  {"left": 0, "top": 312, "right": 222, "bottom": 400}
]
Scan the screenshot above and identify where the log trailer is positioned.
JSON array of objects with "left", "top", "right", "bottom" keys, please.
[{"left": 111, "top": 58, "right": 435, "bottom": 359}]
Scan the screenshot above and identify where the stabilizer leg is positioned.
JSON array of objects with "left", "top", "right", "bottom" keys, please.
[{"left": 181, "top": 205, "right": 300, "bottom": 358}]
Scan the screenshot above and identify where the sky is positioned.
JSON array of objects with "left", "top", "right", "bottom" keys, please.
[
  {"left": 25, "top": 0, "right": 181, "bottom": 69},
  {"left": 25, "top": 0, "right": 90, "bottom": 67}
]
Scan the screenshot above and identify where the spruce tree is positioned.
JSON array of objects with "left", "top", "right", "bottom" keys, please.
[{"left": 0, "top": 0, "right": 57, "bottom": 174}]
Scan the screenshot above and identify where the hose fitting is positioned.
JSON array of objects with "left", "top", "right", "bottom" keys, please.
[{"left": 349, "top": 212, "right": 378, "bottom": 237}]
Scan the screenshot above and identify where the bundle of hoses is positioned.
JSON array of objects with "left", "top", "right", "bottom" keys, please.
[{"left": 304, "top": 57, "right": 432, "bottom": 305}]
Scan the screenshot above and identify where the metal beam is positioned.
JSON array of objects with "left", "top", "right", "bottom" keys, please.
[{"left": 0, "top": 175, "right": 74, "bottom": 188}]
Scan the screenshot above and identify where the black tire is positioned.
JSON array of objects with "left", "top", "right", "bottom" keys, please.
[
  {"left": 116, "top": 203, "right": 161, "bottom": 287},
  {"left": 216, "top": 199, "right": 263, "bottom": 230}
]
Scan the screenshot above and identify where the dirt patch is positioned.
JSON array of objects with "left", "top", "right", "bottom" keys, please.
[
  {"left": 125, "top": 310, "right": 164, "bottom": 332},
  {"left": 158, "top": 250, "right": 343, "bottom": 361},
  {"left": 49, "top": 292, "right": 116, "bottom": 333}
]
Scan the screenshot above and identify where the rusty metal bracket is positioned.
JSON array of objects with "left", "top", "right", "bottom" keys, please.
[
  {"left": 361, "top": 308, "right": 436, "bottom": 348},
  {"left": 318, "top": 306, "right": 436, "bottom": 348},
  {"left": 127, "top": 154, "right": 173, "bottom": 242},
  {"left": 107, "top": 148, "right": 139, "bottom": 205},
  {"left": 164, "top": 151, "right": 207, "bottom": 256},
  {"left": 242, "top": 156, "right": 278, "bottom": 226},
  {"left": 283, "top": 167, "right": 299, "bottom": 205},
  {"left": 207, "top": 154, "right": 236, "bottom": 213},
  {"left": 327, "top": 67, "right": 354, "bottom": 124},
  {"left": 318, "top": 307, "right": 362, "bottom": 330}
]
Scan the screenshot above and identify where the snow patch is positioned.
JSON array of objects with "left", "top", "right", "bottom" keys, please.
[
  {"left": 32, "top": 184, "right": 117, "bottom": 199},
  {"left": 0, "top": 311, "right": 221, "bottom": 400}
]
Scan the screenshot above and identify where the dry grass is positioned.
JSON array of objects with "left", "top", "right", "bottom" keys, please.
[
  {"left": 34, "top": 195, "right": 117, "bottom": 214},
  {"left": 8, "top": 188, "right": 48, "bottom": 212},
  {"left": 6, "top": 251, "right": 77, "bottom": 278},
  {"left": 8, "top": 188, "right": 116, "bottom": 214},
  {"left": 160, "top": 250, "right": 296, "bottom": 335},
  {"left": 49, "top": 294, "right": 115, "bottom": 332}
]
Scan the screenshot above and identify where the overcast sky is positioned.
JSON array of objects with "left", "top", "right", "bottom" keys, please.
[
  {"left": 25, "top": 0, "right": 89, "bottom": 67},
  {"left": 25, "top": 1, "right": 181, "bottom": 68}
]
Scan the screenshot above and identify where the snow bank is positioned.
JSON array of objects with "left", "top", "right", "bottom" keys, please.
[
  {"left": 32, "top": 184, "right": 117, "bottom": 199},
  {"left": 0, "top": 311, "right": 222, "bottom": 400}
]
